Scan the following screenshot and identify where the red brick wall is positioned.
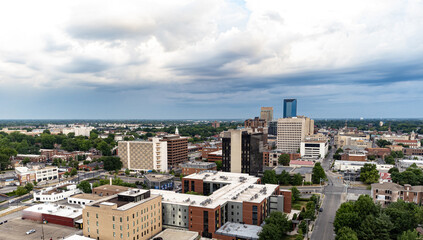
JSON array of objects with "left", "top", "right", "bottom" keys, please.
[
  {"left": 189, "top": 206, "right": 221, "bottom": 238},
  {"left": 182, "top": 166, "right": 217, "bottom": 175},
  {"left": 242, "top": 200, "right": 265, "bottom": 226},
  {"left": 182, "top": 177, "right": 204, "bottom": 194},
  {"left": 280, "top": 190, "right": 292, "bottom": 213},
  {"left": 263, "top": 152, "right": 269, "bottom": 166}
]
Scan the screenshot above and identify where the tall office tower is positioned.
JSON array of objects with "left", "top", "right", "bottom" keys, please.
[
  {"left": 260, "top": 107, "right": 273, "bottom": 123},
  {"left": 118, "top": 137, "right": 168, "bottom": 172},
  {"left": 283, "top": 99, "right": 297, "bottom": 118},
  {"left": 222, "top": 129, "right": 265, "bottom": 176},
  {"left": 277, "top": 116, "right": 314, "bottom": 153},
  {"left": 161, "top": 135, "right": 188, "bottom": 169}
]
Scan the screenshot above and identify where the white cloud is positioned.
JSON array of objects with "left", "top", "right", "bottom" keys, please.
[{"left": 0, "top": 0, "right": 422, "bottom": 91}]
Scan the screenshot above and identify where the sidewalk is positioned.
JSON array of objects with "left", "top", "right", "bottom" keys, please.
[{"left": 0, "top": 205, "right": 28, "bottom": 218}]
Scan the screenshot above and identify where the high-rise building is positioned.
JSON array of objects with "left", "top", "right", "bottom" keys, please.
[
  {"left": 83, "top": 189, "right": 162, "bottom": 240},
  {"left": 260, "top": 107, "right": 273, "bottom": 123},
  {"left": 118, "top": 137, "right": 168, "bottom": 172},
  {"left": 277, "top": 116, "right": 314, "bottom": 153},
  {"left": 283, "top": 99, "right": 297, "bottom": 118},
  {"left": 268, "top": 120, "right": 278, "bottom": 135},
  {"left": 222, "top": 129, "right": 265, "bottom": 176},
  {"left": 161, "top": 135, "right": 188, "bottom": 169}
]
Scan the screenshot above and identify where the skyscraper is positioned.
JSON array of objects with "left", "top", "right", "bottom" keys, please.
[
  {"left": 277, "top": 116, "right": 314, "bottom": 153},
  {"left": 283, "top": 99, "right": 297, "bottom": 118},
  {"left": 260, "top": 107, "right": 273, "bottom": 123}
]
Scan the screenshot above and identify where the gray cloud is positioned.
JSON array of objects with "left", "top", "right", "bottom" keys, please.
[{"left": 60, "top": 57, "right": 111, "bottom": 73}]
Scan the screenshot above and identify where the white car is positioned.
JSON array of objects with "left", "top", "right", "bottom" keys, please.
[{"left": 26, "top": 229, "right": 36, "bottom": 235}]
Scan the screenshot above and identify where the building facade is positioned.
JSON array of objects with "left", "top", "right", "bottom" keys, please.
[
  {"left": 181, "top": 162, "right": 217, "bottom": 175},
  {"left": 283, "top": 99, "right": 297, "bottom": 118},
  {"left": 300, "top": 140, "right": 328, "bottom": 160},
  {"left": 260, "top": 107, "right": 273, "bottom": 123},
  {"left": 161, "top": 135, "right": 188, "bottom": 169},
  {"left": 222, "top": 129, "right": 265, "bottom": 176},
  {"left": 83, "top": 189, "right": 162, "bottom": 240},
  {"left": 118, "top": 138, "right": 168, "bottom": 172},
  {"left": 277, "top": 117, "right": 314, "bottom": 153},
  {"left": 15, "top": 165, "right": 58, "bottom": 185},
  {"left": 371, "top": 182, "right": 423, "bottom": 207}
]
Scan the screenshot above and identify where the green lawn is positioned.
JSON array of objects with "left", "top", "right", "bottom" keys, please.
[{"left": 292, "top": 200, "right": 308, "bottom": 211}]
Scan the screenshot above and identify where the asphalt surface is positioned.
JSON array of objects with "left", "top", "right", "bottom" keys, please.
[{"left": 311, "top": 141, "right": 346, "bottom": 240}]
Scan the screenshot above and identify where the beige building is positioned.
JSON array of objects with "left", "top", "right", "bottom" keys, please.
[
  {"left": 335, "top": 133, "right": 371, "bottom": 148},
  {"left": 260, "top": 107, "right": 273, "bottom": 123},
  {"left": 118, "top": 137, "right": 168, "bottom": 172},
  {"left": 277, "top": 116, "right": 314, "bottom": 153},
  {"left": 83, "top": 189, "right": 162, "bottom": 240}
]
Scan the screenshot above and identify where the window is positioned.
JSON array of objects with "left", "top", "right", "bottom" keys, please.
[
  {"left": 87, "top": 212, "right": 89, "bottom": 217},
  {"left": 113, "top": 224, "right": 115, "bottom": 229},
  {"left": 96, "top": 214, "right": 98, "bottom": 219},
  {"left": 113, "top": 216, "right": 115, "bottom": 221}
]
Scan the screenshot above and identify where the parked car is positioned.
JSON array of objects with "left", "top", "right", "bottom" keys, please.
[{"left": 26, "top": 229, "right": 36, "bottom": 235}]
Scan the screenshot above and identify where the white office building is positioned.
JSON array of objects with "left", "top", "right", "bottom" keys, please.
[
  {"left": 277, "top": 117, "right": 314, "bottom": 153},
  {"left": 300, "top": 140, "right": 328, "bottom": 161}
]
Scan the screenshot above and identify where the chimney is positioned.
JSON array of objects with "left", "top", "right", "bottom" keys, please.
[{"left": 110, "top": 177, "right": 112, "bottom": 185}]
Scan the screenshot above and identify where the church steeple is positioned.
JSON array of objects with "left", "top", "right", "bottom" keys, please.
[{"left": 175, "top": 127, "right": 179, "bottom": 135}]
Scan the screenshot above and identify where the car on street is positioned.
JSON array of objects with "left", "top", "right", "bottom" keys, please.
[{"left": 26, "top": 229, "right": 36, "bottom": 235}]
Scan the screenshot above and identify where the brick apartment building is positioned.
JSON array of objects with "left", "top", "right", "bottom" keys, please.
[
  {"left": 365, "top": 148, "right": 391, "bottom": 159},
  {"left": 371, "top": 182, "right": 423, "bottom": 206},
  {"left": 161, "top": 135, "right": 188, "bottom": 169},
  {"left": 151, "top": 171, "right": 291, "bottom": 239},
  {"left": 404, "top": 148, "right": 423, "bottom": 156}
]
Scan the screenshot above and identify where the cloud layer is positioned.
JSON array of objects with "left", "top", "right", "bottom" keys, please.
[{"left": 1, "top": 0, "right": 423, "bottom": 119}]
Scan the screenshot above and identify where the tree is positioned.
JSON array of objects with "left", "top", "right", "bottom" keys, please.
[
  {"left": 291, "top": 187, "right": 300, "bottom": 203},
  {"left": 278, "top": 170, "right": 291, "bottom": 185},
  {"left": 312, "top": 162, "right": 326, "bottom": 184},
  {"left": 299, "top": 220, "right": 307, "bottom": 234},
  {"left": 291, "top": 173, "right": 303, "bottom": 186},
  {"left": 16, "top": 186, "right": 28, "bottom": 196},
  {"left": 22, "top": 157, "right": 31, "bottom": 165},
  {"left": 385, "top": 155, "right": 395, "bottom": 165},
  {"left": 77, "top": 181, "right": 92, "bottom": 193},
  {"left": 336, "top": 227, "right": 358, "bottom": 240},
  {"left": 278, "top": 154, "right": 290, "bottom": 166},
  {"left": 334, "top": 201, "right": 361, "bottom": 233},
  {"left": 70, "top": 168, "right": 78, "bottom": 176},
  {"left": 97, "top": 141, "right": 112, "bottom": 156},
  {"left": 368, "top": 155, "right": 376, "bottom": 161},
  {"left": 40, "top": 133, "right": 56, "bottom": 149},
  {"left": 101, "top": 156, "right": 123, "bottom": 171},
  {"left": 376, "top": 139, "right": 391, "bottom": 148},
  {"left": 125, "top": 169, "right": 130, "bottom": 176},
  {"left": 215, "top": 160, "right": 222, "bottom": 171},
  {"left": 356, "top": 213, "right": 393, "bottom": 240},
  {"left": 397, "top": 230, "right": 423, "bottom": 240},
  {"left": 259, "top": 212, "right": 291, "bottom": 240},
  {"left": 24, "top": 183, "right": 34, "bottom": 192},
  {"left": 0, "top": 154, "right": 11, "bottom": 170},
  {"left": 360, "top": 164, "right": 379, "bottom": 184},
  {"left": 385, "top": 200, "right": 420, "bottom": 238},
  {"left": 262, "top": 170, "right": 278, "bottom": 184}
]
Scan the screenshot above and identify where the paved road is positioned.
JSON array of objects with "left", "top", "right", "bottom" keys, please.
[{"left": 311, "top": 140, "right": 346, "bottom": 240}]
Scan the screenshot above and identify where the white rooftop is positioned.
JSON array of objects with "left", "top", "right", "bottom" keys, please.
[
  {"left": 64, "top": 235, "right": 95, "bottom": 240},
  {"left": 151, "top": 171, "right": 279, "bottom": 209},
  {"left": 215, "top": 222, "right": 262, "bottom": 240},
  {"left": 24, "top": 203, "right": 82, "bottom": 219}
]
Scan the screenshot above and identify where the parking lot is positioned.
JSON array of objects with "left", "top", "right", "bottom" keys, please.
[{"left": 0, "top": 217, "right": 80, "bottom": 240}]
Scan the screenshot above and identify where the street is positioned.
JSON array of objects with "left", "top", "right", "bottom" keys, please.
[{"left": 311, "top": 142, "right": 345, "bottom": 240}]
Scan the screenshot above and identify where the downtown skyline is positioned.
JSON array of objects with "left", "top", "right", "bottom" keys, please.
[{"left": 1, "top": 0, "right": 423, "bottom": 119}]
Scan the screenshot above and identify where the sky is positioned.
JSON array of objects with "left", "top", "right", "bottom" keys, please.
[{"left": 1, "top": 0, "right": 423, "bottom": 119}]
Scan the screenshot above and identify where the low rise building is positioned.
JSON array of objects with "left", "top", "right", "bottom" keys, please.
[
  {"left": 14, "top": 154, "right": 47, "bottom": 163},
  {"left": 289, "top": 160, "right": 315, "bottom": 168},
  {"left": 181, "top": 161, "right": 217, "bottom": 175},
  {"left": 22, "top": 203, "right": 83, "bottom": 227},
  {"left": 365, "top": 148, "right": 391, "bottom": 159},
  {"left": 215, "top": 222, "right": 262, "bottom": 240},
  {"left": 152, "top": 171, "right": 291, "bottom": 238},
  {"left": 144, "top": 174, "right": 174, "bottom": 190},
  {"left": 92, "top": 185, "right": 132, "bottom": 197},
  {"left": 398, "top": 159, "right": 423, "bottom": 170},
  {"left": 274, "top": 166, "right": 313, "bottom": 183},
  {"left": 404, "top": 148, "right": 423, "bottom": 156},
  {"left": 83, "top": 189, "right": 162, "bottom": 240},
  {"left": 371, "top": 182, "right": 423, "bottom": 206},
  {"left": 300, "top": 140, "right": 328, "bottom": 161},
  {"left": 392, "top": 140, "right": 421, "bottom": 149},
  {"left": 151, "top": 229, "right": 199, "bottom": 240},
  {"left": 33, "top": 182, "right": 81, "bottom": 202},
  {"left": 267, "top": 150, "right": 301, "bottom": 167},
  {"left": 68, "top": 194, "right": 105, "bottom": 206},
  {"left": 207, "top": 150, "right": 222, "bottom": 162},
  {"left": 333, "top": 161, "right": 393, "bottom": 172},
  {"left": 15, "top": 165, "right": 59, "bottom": 185}
]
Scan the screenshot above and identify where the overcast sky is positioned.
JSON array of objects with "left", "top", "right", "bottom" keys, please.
[{"left": 1, "top": 0, "right": 423, "bottom": 119}]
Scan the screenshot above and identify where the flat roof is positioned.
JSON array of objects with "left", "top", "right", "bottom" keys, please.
[
  {"left": 181, "top": 161, "right": 216, "bottom": 169},
  {"left": 92, "top": 185, "right": 131, "bottom": 192},
  {"left": 216, "top": 222, "right": 262, "bottom": 240},
  {"left": 144, "top": 174, "right": 174, "bottom": 182},
  {"left": 291, "top": 167, "right": 313, "bottom": 174},
  {"left": 24, "top": 204, "right": 82, "bottom": 219},
  {"left": 152, "top": 229, "right": 199, "bottom": 240},
  {"left": 64, "top": 235, "right": 95, "bottom": 240},
  {"left": 152, "top": 172, "right": 278, "bottom": 208},
  {"left": 70, "top": 194, "right": 104, "bottom": 201}
]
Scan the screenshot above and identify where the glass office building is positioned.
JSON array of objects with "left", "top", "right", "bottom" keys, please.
[{"left": 283, "top": 99, "right": 297, "bottom": 118}]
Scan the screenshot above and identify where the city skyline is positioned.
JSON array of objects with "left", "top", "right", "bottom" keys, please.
[{"left": 1, "top": 0, "right": 423, "bottom": 119}]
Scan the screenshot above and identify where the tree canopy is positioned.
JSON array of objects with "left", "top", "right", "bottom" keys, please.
[
  {"left": 360, "top": 163, "right": 380, "bottom": 184},
  {"left": 312, "top": 162, "right": 326, "bottom": 184},
  {"left": 278, "top": 154, "right": 290, "bottom": 166}
]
